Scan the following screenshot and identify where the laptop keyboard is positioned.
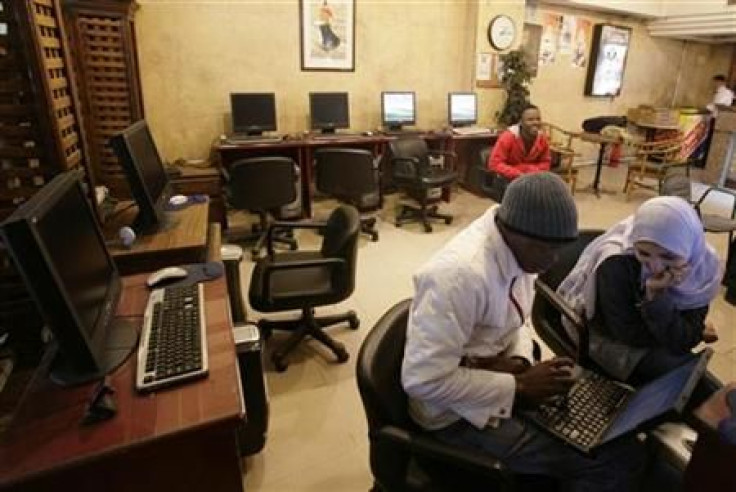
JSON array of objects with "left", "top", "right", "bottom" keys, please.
[{"left": 535, "top": 372, "right": 630, "bottom": 448}]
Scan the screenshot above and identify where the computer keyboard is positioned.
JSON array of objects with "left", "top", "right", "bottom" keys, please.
[
  {"left": 534, "top": 372, "right": 629, "bottom": 448},
  {"left": 136, "top": 283, "right": 208, "bottom": 392},
  {"left": 310, "top": 133, "right": 360, "bottom": 140},
  {"left": 452, "top": 126, "right": 492, "bottom": 136},
  {"left": 225, "top": 135, "right": 283, "bottom": 144}
]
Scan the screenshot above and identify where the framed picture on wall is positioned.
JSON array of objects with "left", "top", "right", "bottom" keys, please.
[
  {"left": 299, "top": 0, "right": 355, "bottom": 72},
  {"left": 521, "top": 23, "right": 542, "bottom": 77},
  {"left": 584, "top": 24, "right": 632, "bottom": 97}
]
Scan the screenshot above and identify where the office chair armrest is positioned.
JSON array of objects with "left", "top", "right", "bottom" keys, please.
[
  {"left": 427, "top": 150, "right": 458, "bottom": 160},
  {"left": 377, "top": 426, "right": 505, "bottom": 473},
  {"left": 262, "top": 258, "right": 346, "bottom": 295},
  {"left": 265, "top": 220, "right": 327, "bottom": 255},
  {"left": 220, "top": 166, "right": 231, "bottom": 183}
]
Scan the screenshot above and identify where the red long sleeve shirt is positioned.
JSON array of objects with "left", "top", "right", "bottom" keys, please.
[{"left": 488, "top": 125, "right": 551, "bottom": 179}]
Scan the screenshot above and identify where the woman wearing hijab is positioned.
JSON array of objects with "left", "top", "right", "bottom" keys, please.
[{"left": 557, "top": 196, "right": 721, "bottom": 393}]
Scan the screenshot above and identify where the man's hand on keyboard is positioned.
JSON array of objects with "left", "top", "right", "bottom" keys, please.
[{"left": 514, "top": 357, "right": 575, "bottom": 406}]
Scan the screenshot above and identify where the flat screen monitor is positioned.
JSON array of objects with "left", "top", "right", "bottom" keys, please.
[
  {"left": 230, "top": 92, "right": 277, "bottom": 135},
  {"left": 0, "top": 170, "right": 137, "bottom": 385},
  {"left": 381, "top": 91, "right": 416, "bottom": 131},
  {"left": 309, "top": 92, "right": 349, "bottom": 134},
  {"left": 449, "top": 92, "right": 477, "bottom": 127},
  {"left": 110, "top": 120, "right": 171, "bottom": 234}
]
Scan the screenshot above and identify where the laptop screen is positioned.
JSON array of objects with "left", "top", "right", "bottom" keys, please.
[{"left": 602, "top": 351, "right": 711, "bottom": 443}]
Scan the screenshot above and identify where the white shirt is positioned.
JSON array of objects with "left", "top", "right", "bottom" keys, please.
[
  {"left": 707, "top": 85, "right": 734, "bottom": 115},
  {"left": 401, "top": 206, "right": 535, "bottom": 431}
]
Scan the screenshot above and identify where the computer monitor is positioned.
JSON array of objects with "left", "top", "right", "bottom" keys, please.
[
  {"left": 230, "top": 93, "right": 277, "bottom": 136},
  {"left": 309, "top": 92, "right": 349, "bottom": 134},
  {"left": 110, "top": 120, "right": 172, "bottom": 234},
  {"left": 0, "top": 170, "right": 137, "bottom": 385},
  {"left": 448, "top": 92, "right": 478, "bottom": 127},
  {"left": 381, "top": 91, "right": 416, "bottom": 131}
]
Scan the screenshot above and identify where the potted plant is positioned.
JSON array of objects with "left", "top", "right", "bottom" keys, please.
[{"left": 496, "top": 50, "right": 533, "bottom": 128}]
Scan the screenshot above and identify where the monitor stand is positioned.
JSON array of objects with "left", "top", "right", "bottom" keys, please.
[
  {"left": 386, "top": 124, "right": 403, "bottom": 132},
  {"left": 320, "top": 128, "right": 337, "bottom": 135},
  {"left": 49, "top": 318, "right": 138, "bottom": 386}
]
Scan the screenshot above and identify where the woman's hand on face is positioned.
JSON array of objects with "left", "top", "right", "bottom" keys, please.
[
  {"left": 703, "top": 321, "right": 719, "bottom": 344},
  {"left": 645, "top": 264, "right": 689, "bottom": 299}
]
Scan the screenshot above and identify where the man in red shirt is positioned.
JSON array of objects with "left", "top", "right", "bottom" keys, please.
[{"left": 488, "top": 105, "right": 551, "bottom": 180}]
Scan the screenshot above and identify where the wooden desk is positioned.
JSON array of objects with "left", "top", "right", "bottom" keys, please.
[
  {"left": 105, "top": 200, "right": 210, "bottom": 274},
  {"left": 0, "top": 272, "right": 244, "bottom": 491},
  {"left": 445, "top": 132, "right": 497, "bottom": 192}
]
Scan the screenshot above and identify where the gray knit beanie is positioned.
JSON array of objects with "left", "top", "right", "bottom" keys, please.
[{"left": 497, "top": 172, "right": 578, "bottom": 242}]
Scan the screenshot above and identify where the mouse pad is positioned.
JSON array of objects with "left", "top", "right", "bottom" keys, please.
[{"left": 155, "top": 261, "right": 224, "bottom": 289}]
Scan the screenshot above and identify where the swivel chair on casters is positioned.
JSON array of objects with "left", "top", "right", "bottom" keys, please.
[
  {"left": 223, "top": 156, "right": 299, "bottom": 258},
  {"left": 314, "top": 147, "right": 381, "bottom": 241},
  {"left": 389, "top": 138, "right": 457, "bottom": 233},
  {"left": 249, "top": 205, "right": 361, "bottom": 372}
]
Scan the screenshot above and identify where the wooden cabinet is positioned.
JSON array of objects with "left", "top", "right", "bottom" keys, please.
[
  {"left": 171, "top": 166, "right": 226, "bottom": 228},
  {"left": 62, "top": 0, "right": 144, "bottom": 198}
]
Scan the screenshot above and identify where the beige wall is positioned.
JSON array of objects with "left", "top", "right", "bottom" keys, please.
[
  {"left": 136, "top": 0, "right": 476, "bottom": 161},
  {"left": 135, "top": 1, "right": 732, "bottom": 162}
]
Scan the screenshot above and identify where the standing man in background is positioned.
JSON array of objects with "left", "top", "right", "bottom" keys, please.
[{"left": 707, "top": 75, "right": 734, "bottom": 115}]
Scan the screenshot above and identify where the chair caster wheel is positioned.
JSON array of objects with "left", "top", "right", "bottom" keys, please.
[
  {"left": 395, "top": 222, "right": 402, "bottom": 228},
  {"left": 272, "top": 353, "right": 288, "bottom": 372},
  {"left": 444, "top": 217, "right": 453, "bottom": 225},
  {"left": 334, "top": 345, "right": 349, "bottom": 364},
  {"left": 370, "top": 232, "right": 379, "bottom": 242},
  {"left": 424, "top": 224, "right": 433, "bottom": 233},
  {"left": 289, "top": 243, "right": 298, "bottom": 250},
  {"left": 348, "top": 311, "right": 360, "bottom": 330}
]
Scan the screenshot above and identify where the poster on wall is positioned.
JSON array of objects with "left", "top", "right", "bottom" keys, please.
[
  {"left": 558, "top": 15, "right": 575, "bottom": 54},
  {"left": 539, "top": 13, "right": 561, "bottom": 66},
  {"left": 522, "top": 23, "right": 542, "bottom": 77},
  {"left": 584, "top": 24, "right": 632, "bottom": 97},
  {"left": 299, "top": 0, "right": 355, "bottom": 71},
  {"left": 572, "top": 18, "right": 592, "bottom": 68}
]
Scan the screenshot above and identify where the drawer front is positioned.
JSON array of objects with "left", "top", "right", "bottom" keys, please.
[{"left": 172, "top": 177, "right": 221, "bottom": 196}]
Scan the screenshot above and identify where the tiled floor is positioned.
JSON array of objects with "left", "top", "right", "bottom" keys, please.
[{"left": 235, "top": 165, "right": 736, "bottom": 491}]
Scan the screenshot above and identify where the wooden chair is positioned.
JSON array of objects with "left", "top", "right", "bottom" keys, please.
[
  {"left": 624, "top": 137, "right": 688, "bottom": 200},
  {"left": 543, "top": 123, "right": 580, "bottom": 194}
]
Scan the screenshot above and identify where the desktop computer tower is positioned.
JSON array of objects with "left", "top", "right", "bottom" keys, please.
[{"left": 222, "top": 244, "right": 269, "bottom": 455}]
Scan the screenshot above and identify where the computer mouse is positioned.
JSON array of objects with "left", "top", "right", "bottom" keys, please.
[
  {"left": 168, "top": 194, "right": 188, "bottom": 206},
  {"left": 363, "top": 131, "right": 373, "bottom": 136},
  {"left": 146, "top": 266, "right": 188, "bottom": 288}
]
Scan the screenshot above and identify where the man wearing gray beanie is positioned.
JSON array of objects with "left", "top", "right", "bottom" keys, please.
[{"left": 402, "top": 173, "right": 643, "bottom": 490}]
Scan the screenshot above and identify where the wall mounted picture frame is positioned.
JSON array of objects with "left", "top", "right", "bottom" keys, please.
[
  {"left": 300, "top": 0, "right": 355, "bottom": 72},
  {"left": 584, "top": 24, "right": 632, "bottom": 97},
  {"left": 521, "top": 23, "right": 542, "bottom": 77}
]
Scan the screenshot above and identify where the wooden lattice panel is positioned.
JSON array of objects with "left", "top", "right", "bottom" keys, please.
[
  {"left": 76, "top": 14, "right": 133, "bottom": 192},
  {"left": 0, "top": 1, "right": 53, "bottom": 219},
  {"left": 29, "top": 0, "right": 83, "bottom": 171}
]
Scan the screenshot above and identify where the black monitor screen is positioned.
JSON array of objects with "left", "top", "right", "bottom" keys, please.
[
  {"left": 110, "top": 120, "right": 170, "bottom": 233},
  {"left": 449, "top": 92, "right": 477, "bottom": 126},
  {"left": 231, "top": 93, "right": 277, "bottom": 134},
  {"left": 36, "top": 180, "right": 114, "bottom": 340},
  {"left": 310, "top": 92, "right": 349, "bottom": 131},
  {"left": 382, "top": 92, "right": 416, "bottom": 126}
]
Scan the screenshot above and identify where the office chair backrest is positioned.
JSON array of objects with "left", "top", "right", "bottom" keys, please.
[
  {"left": 227, "top": 157, "right": 296, "bottom": 211},
  {"left": 314, "top": 148, "right": 377, "bottom": 199},
  {"left": 660, "top": 173, "right": 692, "bottom": 202},
  {"left": 321, "top": 205, "right": 361, "bottom": 295},
  {"left": 532, "top": 229, "right": 603, "bottom": 359},
  {"left": 389, "top": 138, "right": 429, "bottom": 180},
  {"left": 356, "top": 298, "right": 414, "bottom": 431}
]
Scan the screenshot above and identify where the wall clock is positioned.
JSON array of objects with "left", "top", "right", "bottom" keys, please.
[{"left": 488, "top": 15, "right": 516, "bottom": 51}]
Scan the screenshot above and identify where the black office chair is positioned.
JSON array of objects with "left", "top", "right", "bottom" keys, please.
[
  {"left": 249, "top": 205, "right": 360, "bottom": 372},
  {"left": 530, "top": 230, "right": 605, "bottom": 366},
  {"left": 357, "top": 299, "right": 557, "bottom": 492},
  {"left": 389, "top": 138, "right": 457, "bottom": 233},
  {"left": 223, "top": 157, "right": 299, "bottom": 258},
  {"left": 314, "top": 148, "right": 380, "bottom": 241},
  {"left": 477, "top": 145, "right": 508, "bottom": 202}
]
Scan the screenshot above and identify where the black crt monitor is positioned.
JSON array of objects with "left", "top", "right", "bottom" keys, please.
[
  {"left": 109, "top": 120, "right": 172, "bottom": 234},
  {"left": 230, "top": 92, "right": 277, "bottom": 136},
  {"left": 449, "top": 92, "right": 478, "bottom": 127},
  {"left": 0, "top": 171, "right": 138, "bottom": 386},
  {"left": 309, "top": 92, "right": 349, "bottom": 134},
  {"left": 381, "top": 91, "right": 416, "bottom": 131}
]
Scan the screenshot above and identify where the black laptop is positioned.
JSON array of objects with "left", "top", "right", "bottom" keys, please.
[{"left": 525, "top": 280, "right": 712, "bottom": 453}]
